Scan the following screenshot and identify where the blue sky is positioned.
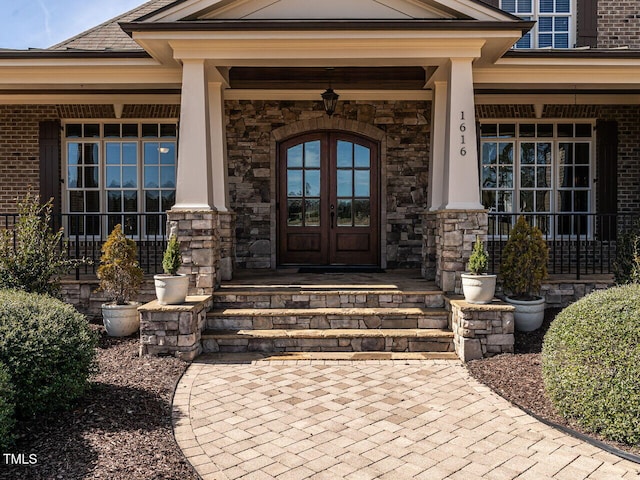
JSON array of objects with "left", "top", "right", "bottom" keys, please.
[{"left": 0, "top": 0, "right": 145, "bottom": 49}]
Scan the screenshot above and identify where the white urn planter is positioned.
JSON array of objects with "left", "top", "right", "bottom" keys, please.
[
  {"left": 461, "top": 274, "right": 497, "bottom": 304},
  {"left": 101, "top": 302, "right": 140, "bottom": 337},
  {"left": 506, "top": 296, "right": 546, "bottom": 332},
  {"left": 154, "top": 274, "right": 189, "bottom": 305}
]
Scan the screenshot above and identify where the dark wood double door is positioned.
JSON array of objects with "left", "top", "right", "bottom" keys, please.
[{"left": 278, "top": 132, "right": 380, "bottom": 266}]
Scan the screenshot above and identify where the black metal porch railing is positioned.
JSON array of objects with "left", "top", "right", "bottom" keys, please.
[
  {"left": 487, "top": 212, "right": 637, "bottom": 280},
  {"left": 1, "top": 212, "right": 168, "bottom": 279}
]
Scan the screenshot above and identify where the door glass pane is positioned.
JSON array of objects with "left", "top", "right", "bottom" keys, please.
[
  {"left": 160, "top": 166, "right": 175, "bottom": 188},
  {"left": 354, "top": 145, "right": 370, "bottom": 168},
  {"left": 68, "top": 143, "right": 82, "bottom": 164},
  {"left": 144, "top": 143, "right": 159, "bottom": 165},
  {"left": 537, "top": 143, "right": 552, "bottom": 164},
  {"left": 337, "top": 199, "right": 352, "bottom": 226},
  {"left": 482, "top": 166, "right": 496, "bottom": 188},
  {"left": 161, "top": 191, "right": 175, "bottom": 211},
  {"left": 304, "top": 170, "right": 320, "bottom": 197},
  {"left": 354, "top": 170, "right": 370, "bottom": 197},
  {"left": 287, "top": 199, "right": 303, "bottom": 226},
  {"left": 498, "top": 143, "right": 513, "bottom": 164},
  {"left": 520, "top": 166, "right": 535, "bottom": 188},
  {"left": 106, "top": 143, "right": 121, "bottom": 164},
  {"left": 498, "top": 166, "right": 513, "bottom": 189},
  {"left": 146, "top": 191, "right": 160, "bottom": 212},
  {"left": 482, "top": 143, "right": 496, "bottom": 164},
  {"left": 537, "top": 166, "right": 551, "bottom": 188},
  {"left": 287, "top": 144, "right": 303, "bottom": 168},
  {"left": 354, "top": 199, "right": 370, "bottom": 226},
  {"left": 144, "top": 167, "right": 159, "bottom": 189},
  {"left": 536, "top": 191, "right": 550, "bottom": 212},
  {"left": 159, "top": 143, "right": 175, "bottom": 164},
  {"left": 123, "top": 166, "right": 137, "bottom": 188},
  {"left": 287, "top": 170, "right": 303, "bottom": 197},
  {"left": 337, "top": 170, "right": 352, "bottom": 197},
  {"left": 68, "top": 167, "right": 79, "bottom": 188},
  {"left": 123, "top": 143, "right": 138, "bottom": 164},
  {"left": 84, "top": 167, "right": 98, "bottom": 188},
  {"left": 86, "top": 191, "right": 100, "bottom": 212},
  {"left": 337, "top": 141, "right": 353, "bottom": 167},
  {"left": 305, "top": 141, "right": 321, "bottom": 168},
  {"left": 124, "top": 191, "right": 137, "bottom": 212},
  {"left": 305, "top": 199, "right": 320, "bottom": 226},
  {"left": 84, "top": 144, "right": 99, "bottom": 165},
  {"left": 520, "top": 191, "right": 534, "bottom": 212}
]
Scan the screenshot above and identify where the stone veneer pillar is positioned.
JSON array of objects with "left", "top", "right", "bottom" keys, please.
[
  {"left": 217, "top": 211, "right": 236, "bottom": 281},
  {"left": 424, "top": 210, "right": 488, "bottom": 293},
  {"left": 167, "top": 210, "right": 220, "bottom": 294}
]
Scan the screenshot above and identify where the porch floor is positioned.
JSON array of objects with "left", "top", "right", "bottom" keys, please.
[{"left": 218, "top": 268, "right": 439, "bottom": 292}]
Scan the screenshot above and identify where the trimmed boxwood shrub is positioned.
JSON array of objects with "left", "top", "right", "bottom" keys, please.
[
  {"left": 542, "top": 284, "right": 640, "bottom": 445},
  {"left": 0, "top": 290, "right": 98, "bottom": 418},
  {"left": 0, "top": 361, "right": 15, "bottom": 450}
]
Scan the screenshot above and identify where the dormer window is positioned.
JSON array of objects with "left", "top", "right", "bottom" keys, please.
[{"left": 502, "top": 0, "right": 573, "bottom": 48}]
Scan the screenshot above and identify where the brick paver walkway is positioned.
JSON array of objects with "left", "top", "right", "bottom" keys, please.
[{"left": 173, "top": 358, "right": 640, "bottom": 479}]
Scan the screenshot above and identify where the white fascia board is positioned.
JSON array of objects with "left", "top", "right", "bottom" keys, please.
[
  {"left": 474, "top": 65, "right": 640, "bottom": 86},
  {"left": 418, "top": 0, "right": 516, "bottom": 21},
  {"left": 145, "top": 0, "right": 227, "bottom": 21},
  {"left": 0, "top": 64, "right": 182, "bottom": 87},
  {"left": 475, "top": 93, "right": 640, "bottom": 104},
  {"left": 0, "top": 93, "right": 181, "bottom": 105}
]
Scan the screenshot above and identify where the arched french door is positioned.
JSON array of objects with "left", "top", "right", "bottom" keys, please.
[{"left": 277, "top": 131, "right": 380, "bottom": 266}]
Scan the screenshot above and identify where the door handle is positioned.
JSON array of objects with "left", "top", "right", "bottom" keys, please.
[{"left": 330, "top": 204, "right": 335, "bottom": 229}]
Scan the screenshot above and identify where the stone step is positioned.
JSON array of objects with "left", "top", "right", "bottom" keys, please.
[
  {"left": 201, "top": 329, "right": 455, "bottom": 354},
  {"left": 212, "top": 289, "right": 445, "bottom": 309},
  {"left": 206, "top": 307, "right": 449, "bottom": 330},
  {"left": 200, "top": 352, "right": 459, "bottom": 362}
]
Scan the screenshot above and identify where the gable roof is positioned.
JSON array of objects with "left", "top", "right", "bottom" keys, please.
[
  {"left": 48, "top": 0, "right": 517, "bottom": 52},
  {"left": 49, "top": 0, "right": 173, "bottom": 51}
]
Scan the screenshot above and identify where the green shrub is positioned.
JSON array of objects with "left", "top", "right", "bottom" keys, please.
[
  {"left": 542, "top": 284, "right": 640, "bottom": 445},
  {"left": 467, "top": 236, "right": 489, "bottom": 274},
  {"left": 0, "top": 362, "right": 15, "bottom": 450},
  {"left": 0, "top": 192, "right": 84, "bottom": 298},
  {"left": 162, "top": 234, "right": 182, "bottom": 275},
  {"left": 0, "top": 290, "right": 97, "bottom": 418},
  {"left": 500, "top": 216, "right": 549, "bottom": 299},
  {"left": 613, "top": 219, "right": 640, "bottom": 285},
  {"left": 96, "top": 224, "right": 143, "bottom": 305}
]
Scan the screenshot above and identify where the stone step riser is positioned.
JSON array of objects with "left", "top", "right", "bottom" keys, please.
[
  {"left": 213, "top": 293, "right": 444, "bottom": 309},
  {"left": 206, "top": 315, "right": 449, "bottom": 331},
  {"left": 202, "top": 337, "right": 454, "bottom": 354}
]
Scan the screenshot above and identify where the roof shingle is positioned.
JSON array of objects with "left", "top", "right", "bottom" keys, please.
[{"left": 49, "top": 0, "right": 176, "bottom": 51}]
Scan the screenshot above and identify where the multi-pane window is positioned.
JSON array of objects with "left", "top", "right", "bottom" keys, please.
[
  {"left": 502, "top": 0, "right": 573, "bottom": 48},
  {"left": 480, "top": 121, "right": 593, "bottom": 236},
  {"left": 286, "top": 140, "right": 321, "bottom": 227},
  {"left": 336, "top": 140, "right": 371, "bottom": 227},
  {"left": 64, "top": 121, "right": 177, "bottom": 238}
]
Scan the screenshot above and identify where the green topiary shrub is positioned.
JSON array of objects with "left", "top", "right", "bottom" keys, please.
[
  {"left": 0, "top": 289, "right": 98, "bottom": 418},
  {"left": 162, "top": 234, "right": 182, "bottom": 275},
  {"left": 613, "top": 219, "right": 640, "bottom": 285},
  {"left": 96, "top": 224, "right": 143, "bottom": 305},
  {"left": 0, "top": 192, "right": 85, "bottom": 298},
  {"left": 0, "top": 361, "right": 15, "bottom": 450},
  {"left": 542, "top": 284, "right": 640, "bottom": 445},
  {"left": 500, "top": 216, "right": 549, "bottom": 299},
  {"left": 467, "top": 236, "right": 489, "bottom": 275}
]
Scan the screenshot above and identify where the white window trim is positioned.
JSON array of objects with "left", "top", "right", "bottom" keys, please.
[
  {"left": 62, "top": 119, "right": 179, "bottom": 241},
  {"left": 502, "top": 0, "right": 577, "bottom": 49},
  {"left": 479, "top": 119, "right": 596, "bottom": 239}
]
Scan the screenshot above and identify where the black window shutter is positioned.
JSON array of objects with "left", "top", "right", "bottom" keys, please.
[
  {"left": 39, "top": 120, "right": 61, "bottom": 215},
  {"left": 596, "top": 120, "right": 617, "bottom": 240},
  {"left": 576, "top": 0, "right": 598, "bottom": 47}
]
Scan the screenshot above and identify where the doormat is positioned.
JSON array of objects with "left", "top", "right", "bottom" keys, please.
[{"left": 297, "top": 266, "right": 385, "bottom": 274}]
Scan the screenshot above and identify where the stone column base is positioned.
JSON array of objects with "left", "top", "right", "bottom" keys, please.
[
  {"left": 448, "top": 298, "right": 514, "bottom": 362},
  {"left": 428, "top": 209, "right": 488, "bottom": 293},
  {"left": 139, "top": 295, "right": 212, "bottom": 361}
]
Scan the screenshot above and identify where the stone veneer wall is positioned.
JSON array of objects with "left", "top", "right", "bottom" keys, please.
[
  {"left": 448, "top": 299, "right": 515, "bottom": 362},
  {"left": 477, "top": 104, "right": 640, "bottom": 215},
  {"left": 225, "top": 100, "right": 430, "bottom": 269},
  {"left": 425, "top": 210, "right": 488, "bottom": 293}
]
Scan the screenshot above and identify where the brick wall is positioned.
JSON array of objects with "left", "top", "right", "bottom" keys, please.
[
  {"left": 0, "top": 106, "right": 58, "bottom": 211},
  {"left": 0, "top": 104, "right": 179, "bottom": 213},
  {"left": 598, "top": 1, "right": 640, "bottom": 48},
  {"left": 225, "top": 100, "right": 431, "bottom": 269}
]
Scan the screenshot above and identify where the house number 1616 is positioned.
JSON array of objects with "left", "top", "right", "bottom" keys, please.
[{"left": 459, "top": 111, "right": 467, "bottom": 156}]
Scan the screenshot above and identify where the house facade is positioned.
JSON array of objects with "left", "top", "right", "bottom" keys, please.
[{"left": 1, "top": 0, "right": 639, "bottom": 296}]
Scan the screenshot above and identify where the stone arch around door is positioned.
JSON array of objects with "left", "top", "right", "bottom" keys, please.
[{"left": 270, "top": 117, "right": 388, "bottom": 268}]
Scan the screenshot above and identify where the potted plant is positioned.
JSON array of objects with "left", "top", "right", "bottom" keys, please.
[
  {"left": 501, "top": 216, "right": 549, "bottom": 331},
  {"left": 96, "top": 224, "right": 144, "bottom": 336},
  {"left": 461, "top": 236, "right": 497, "bottom": 304},
  {"left": 154, "top": 234, "right": 189, "bottom": 305}
]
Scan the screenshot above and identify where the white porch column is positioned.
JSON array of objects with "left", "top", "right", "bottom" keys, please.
[
  {"left": 428, "top": 80, "right": 447, "bottom": 211},
  {"left": 208, "top": 81, "right": 229, "bottom": 212},
  {"left": 173, "top": 59, "right": 214, "bottom": 210},
  {"left": 443, "top": 58, "right": 483, "bottom": 210}
]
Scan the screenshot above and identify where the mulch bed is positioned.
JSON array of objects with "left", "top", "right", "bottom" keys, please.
[
  {"left": 0, "top": 326, "right": 200, "bottom": 480},
  {"left": 467, "top": 308, "right": 640, "bottom": 457}
]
